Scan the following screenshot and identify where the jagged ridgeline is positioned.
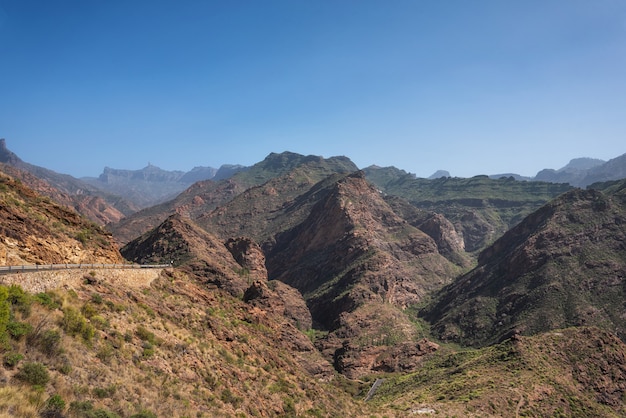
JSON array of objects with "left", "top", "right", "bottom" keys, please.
[{"left": 109, "top": 152, "right": 358, "bottom": 244}]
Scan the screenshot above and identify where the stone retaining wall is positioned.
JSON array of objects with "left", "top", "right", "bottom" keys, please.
[{"left": 0, "top": 268, "right": 165, "bottom": 293}]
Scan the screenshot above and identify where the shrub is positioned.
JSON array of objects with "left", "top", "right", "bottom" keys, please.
[
  {"left": 7, "top": 320, "right": 32, "bottom": 340},
  {"left": 71, "top": 403, "right": 122, "bottom": 418},
  {"left": 39, "top": 329, "right": 61, "bottom": 355},
  {"left": 130, "top": 410, "right": 157, "bottom": 418},
  {"left": 35, "top": 292, "right": 61, "bottom": 309},
  {"left": 81, "top": 302, "right": 98, "bottom": 319},
  {"left": 3, "top": 352, "right": 23, "bottom": 368},
  {"left": 15, "top": 362, "right": 50, "bottom": 386},
  {"left": 7, "top": 284, "right": 32, "bottom": 317},
  {"left": 135, "top": 325, "right": 156, "bottom": 344},
  {"left": 0, "top": 287, "right": 9, "bottom": 341},
  {"left": 90, "top": 315, "right": 109, "bottom": 330},
  {"left": 45, "top": 394, "right": 66, "bottom": 411},
  {"left": 61, "top": 307, "right": 95, "bottom": 343}
]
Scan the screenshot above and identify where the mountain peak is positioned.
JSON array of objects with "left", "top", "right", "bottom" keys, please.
[{"left": 0, "top": 138, "right": 23, "bottom": 165}]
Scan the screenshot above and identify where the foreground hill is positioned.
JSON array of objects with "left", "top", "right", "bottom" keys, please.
[
  {"left": 422, "top": 180, "right": 626, "bottom": 347},
  {"left": 371, "top": 326, "right": 626, "bottom": 417}
]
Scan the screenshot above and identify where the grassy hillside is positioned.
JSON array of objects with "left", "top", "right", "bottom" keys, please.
[{"left": 0, "top": 272, "right": 374, "bottom": 417}]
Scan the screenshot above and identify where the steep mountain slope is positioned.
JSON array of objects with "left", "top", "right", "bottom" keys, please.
[
  {"left": 120, "top": 214, "right": 251, "bottom": 297},
  {"left": 109, "top": 152, "right": 358, "bottom": 244},
  {"left": 0, "top": 139, "right": 136, "bottom": 225},
  {"left": 364, "top": 166, "right": 573, "bottom": 253},
  {"left": 422, "top": 181, "right": 626, "bottom": 347},
  {"left": 261, "top": 172, "right": 462, "bottom": 377},
  {"left": 0, "top": 169, "right": 123, "bottom": 265}
]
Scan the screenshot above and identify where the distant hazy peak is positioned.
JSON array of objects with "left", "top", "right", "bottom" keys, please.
[
  {"left": 559, "top": 157, "right": 605, "bottom": 172},
  {"left": 428, "top": 170, "right": 450, "bottom": 179}
]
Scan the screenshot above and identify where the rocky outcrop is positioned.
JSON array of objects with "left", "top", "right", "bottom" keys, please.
[
  {"left": 244, "top": 280, "right": 312, "bottom": 330},
  {"left": 225, "top": 237, "right": 268, "bottom": 281},
  {"left": 335, "top": 339, "right": 439, "bottom": 379}
]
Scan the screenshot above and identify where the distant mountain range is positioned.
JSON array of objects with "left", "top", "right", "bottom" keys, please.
[
  {"left": 81, "top": 163, "right": 247, "bottom": 209},
  {"left": 3, "top": 138, "right": 625, "bottom": 224}
]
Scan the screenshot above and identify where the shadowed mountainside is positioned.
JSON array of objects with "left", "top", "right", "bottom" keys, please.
[{"left": 422, "top": 180, "right": 626, "bottom": 347}]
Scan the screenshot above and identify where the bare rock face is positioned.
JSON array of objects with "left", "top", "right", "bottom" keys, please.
[
  {"left": 334, "top": 339, "right": 439, "bottom": 379},
  {"left": 225, "top": 237, "right": 268, "bottom": 280},
  {"left": 419, "top": 213, "right": 465, "bottom": 255},
  {"left": 244, "top": 280, "right": 312, "bottom": 331},
  {"left": 268, "top": 172, "right": 459, "bottom": 329}
]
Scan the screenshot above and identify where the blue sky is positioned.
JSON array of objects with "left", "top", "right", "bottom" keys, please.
[{"left": 1, "top": 1, "right": 625, "bottom": 178}]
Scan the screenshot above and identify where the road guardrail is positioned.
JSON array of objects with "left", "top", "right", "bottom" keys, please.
[{"left": 0, "top": 263, "right": 170, "bottom": 275}]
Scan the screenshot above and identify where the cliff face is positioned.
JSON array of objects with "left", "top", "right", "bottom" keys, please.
[{"left": 423, "top": 182, "right": 626, "bottom": 347}]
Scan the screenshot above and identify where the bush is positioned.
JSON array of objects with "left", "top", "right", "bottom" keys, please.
[
  {"left": 3, "top": 352, "right": 24, "bottom": 368},
  {"left": 35, "top": 292, "right": 61, "bottom": 309},
  {"left": 45, "top": 394, "right": 66, "bottom": 411},
  {"left": 61, "top": 307, "right": 95, "bottom": 343},
  {"left": 69, "top": 401, "right": 121, "bottom": 418},
  {"left": 90, "top": 293, "right": 103, "bottom": 304},
  {"left": 0, "top": 287, "right": 9, "bottom": 341},
  {"left": 15, "top": 362, "right": 50, "bottom": 386},
  {"left": 135, "top": 325, "right": 156, "bottom": 344},
  {"left": 7, "top": 320, "right": 32, "bottom": 340},
  {"left": 129, "top": 411, "right": 157, "bottom": 418},
  {"left": 7, "top": 285, "right": 32, "bottom": 317},
  {"left": 81, "top": 303, "right": 98, "bottom": 319},
  {"left": 39, "top": 329, "right": 61, "bottom": 355}
]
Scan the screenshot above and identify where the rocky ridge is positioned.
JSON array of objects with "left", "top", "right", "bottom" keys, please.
[{"left": 422, "top": 181, "right": 626, "bottom": 347}]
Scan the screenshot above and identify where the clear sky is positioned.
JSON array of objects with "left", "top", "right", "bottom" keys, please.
[{"left": 1, "top": 0, "right": 625, "bottom": 178}]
